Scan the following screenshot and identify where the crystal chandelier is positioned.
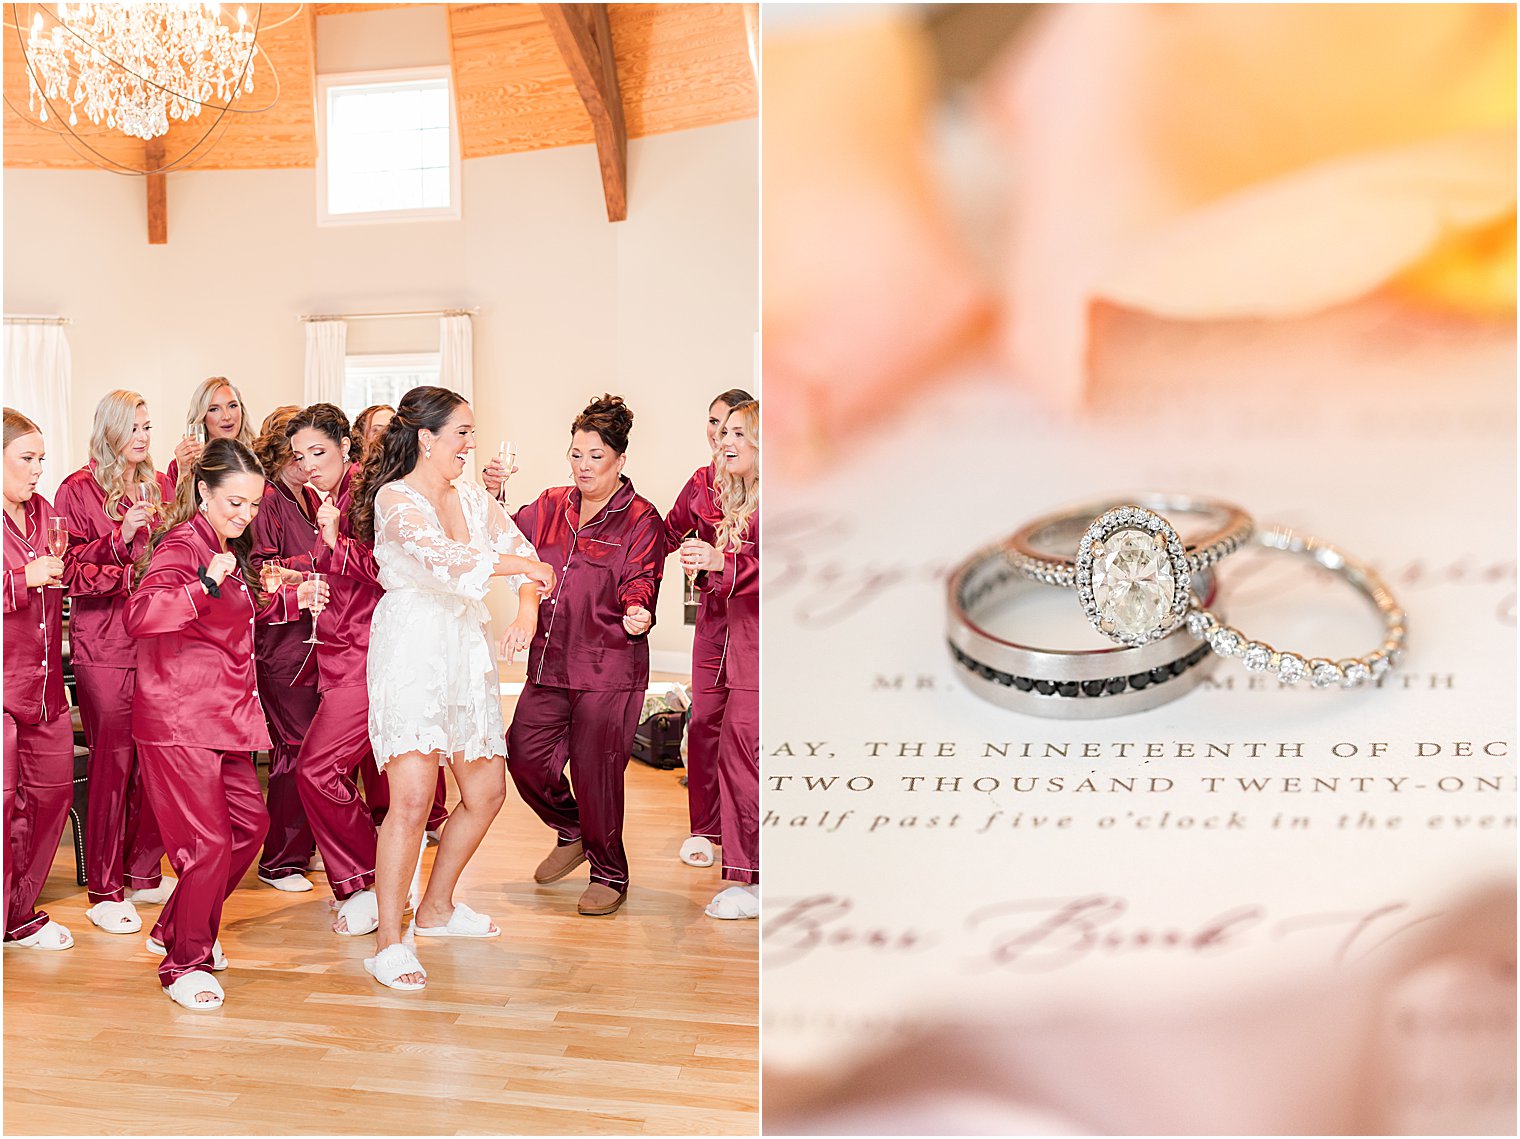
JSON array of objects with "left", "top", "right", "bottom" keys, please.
[{"left": 24, "top": 3, "right": 258, "bottom": 142}]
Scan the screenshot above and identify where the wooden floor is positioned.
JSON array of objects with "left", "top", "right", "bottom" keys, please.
[{"left": 3, "top": 689, "right": 758, "bottom": 1136}]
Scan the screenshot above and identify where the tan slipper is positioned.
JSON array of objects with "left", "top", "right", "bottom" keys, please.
[
  {"left": 534, "top": 839, "right": 587, "bottom": 884},
  {"left": 577, "top": 882, "right": 627, "bottom": 916}
]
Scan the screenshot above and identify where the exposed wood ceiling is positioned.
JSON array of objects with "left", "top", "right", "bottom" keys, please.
[{"left": 2, "top": 2, "right": 757, "bottom": 171}]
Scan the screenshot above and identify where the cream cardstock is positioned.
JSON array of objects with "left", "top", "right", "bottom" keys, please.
[{"left": 763, "top": 305, "right": 1516, "bottom": 1094}]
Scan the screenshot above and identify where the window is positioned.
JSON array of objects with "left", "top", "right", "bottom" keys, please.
[
  {"left": 317, "top": 67, "right": 460, "bottom": 224},
  {"left": 343, "top": 352, "right": 440, "bottom": 420}
]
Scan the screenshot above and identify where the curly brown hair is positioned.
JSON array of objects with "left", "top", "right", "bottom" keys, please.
[
  {"left": 352, "top": 404, "right": 396, "bottom": 462},
  {"left": 571, "top": 394, "right": 634, "bottom": 454},
  {"left": 253, "top": 405, "right": 302, "bottom": 480}
]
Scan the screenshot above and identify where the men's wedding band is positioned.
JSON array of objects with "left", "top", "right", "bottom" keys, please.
[{"left": 946, "top": 541, "right": 1220, "bottom": 720}]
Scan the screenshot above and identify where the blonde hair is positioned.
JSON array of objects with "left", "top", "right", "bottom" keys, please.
[
  {"left": 88, "top": 390, "right": 159, "bottom": 521},
  {"left": 714, "top": 399, "right": 758, "bottom": 553},
  {"left": 4, "top": 407, "right": 40, "bottom": 449},
  {"left": 185, "top": 377, "right": 256, "bottom": 448}
]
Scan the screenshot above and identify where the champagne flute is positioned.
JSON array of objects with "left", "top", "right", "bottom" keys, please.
[
  {"left": 303, "top": 570, "right": 326, "bottom": 645},
  {"left": 194, "top": 423, "right": 207, "bottom": 446},
  {"left": 260, "top": 558, "right": 286, "bottom": 595},
  {"left": 680, "top": 528, "right": 700, "bottom": 605},
  {"left": 45, "top": 517, "right": 68, "bottom": 589},
  {"left": 136, "top": 480, "right": 159, "bottom": 522},
  {"left": 494, "top": 440, "right": 518, "bottom": 505}
]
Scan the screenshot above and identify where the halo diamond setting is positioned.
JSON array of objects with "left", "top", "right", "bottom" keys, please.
[{"left": 1074, "top": 506, "right": 1192, "bottom": 646}]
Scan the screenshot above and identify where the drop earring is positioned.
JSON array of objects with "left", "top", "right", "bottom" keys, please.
[{"left": 424, "top": 443, "right": 432, "bottom": 460}]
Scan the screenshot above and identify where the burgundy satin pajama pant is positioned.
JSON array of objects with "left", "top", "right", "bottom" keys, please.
[
  {"left": 73, "top": 663, "right": 165, "bottom": 903},
  {"left": 716, "top": 687, "right": 758, "bottom": 885},
  {"left": 256, "top": 670, "right": 318, "bottom": 880},
  {"left": 685, "top": 641, "right": 726, "bottom": 842},
  {"left": 3, "top": 713, "right": 73, "bottom": 940},
  {"left": 137, "top": 744, "right": 268, "bottom": 985},
  {"left": 295, "top": 684, "right": 377, "bottom": 900},
  {"left": 507, "top": 683, "right": 642, "bottom": 890}
]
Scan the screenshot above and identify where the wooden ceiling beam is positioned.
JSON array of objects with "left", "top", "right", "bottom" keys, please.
[
  {"left": 146, "top": 138, "right": 167, "bottom": 244},
  {"left": 540, "top": 3, "right": 627, "bottom": 222}
]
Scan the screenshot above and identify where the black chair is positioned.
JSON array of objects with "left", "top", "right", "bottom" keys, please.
[
  {"left": 66, "top": 745, "right": 88, "bottom": 887},
  {"left": 61, "top": 598, "right": 88, "bottom": 886}
]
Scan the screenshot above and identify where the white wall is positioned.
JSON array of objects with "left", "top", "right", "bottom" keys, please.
[{"left": 2, "top": 118, "right": 758, "bottom": 661}]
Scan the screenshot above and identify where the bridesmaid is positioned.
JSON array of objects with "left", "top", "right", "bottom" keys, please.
[
  {"left": 661, "top": 387, "right": 752, "bottom": 870},
  {"left": 352, "top": 405, "right": 394, "bottom": 461},
  {"left": 507, "top": 395, "right": 665, "bottom": 916},
  {"left": 286, "top": 404, "right": 385, "bottom": 936},
  {"left": 248, "top": 406, "right": 321, "bottom": 892},
  {"left": 126, "top": 438, "right": 321, "bottom": 1009},
  {"left": 2, "top": 409, "right": 74, "bottom": 951},
  {"left": 679, "top": 400, "right": 759, "bottom": 919},
  {"left": 166, "top": 376, "right": 256, "bottom": 487},
  {"left": 54, "top": 390, "right": 171, "bottom": 935}
]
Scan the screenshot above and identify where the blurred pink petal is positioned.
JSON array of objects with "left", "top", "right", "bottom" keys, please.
[
  {"left": 985, "top": 4, "right": 1517, "bottom": 410},
  {"left": 1097, "top": 129, "right": 1515, "bottom": 320},
  {"left": 763, "top": 14, "right": 990, "bottom": 467}
]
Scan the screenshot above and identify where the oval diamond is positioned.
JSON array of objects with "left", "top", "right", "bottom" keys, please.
[{"left": 1090, "top": 529, "right": 1176, "bottom": 639}]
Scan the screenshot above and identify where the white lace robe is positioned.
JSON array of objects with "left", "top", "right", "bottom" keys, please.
[{"left": 366, "top": 479, "right": 537, "bottom": 766}]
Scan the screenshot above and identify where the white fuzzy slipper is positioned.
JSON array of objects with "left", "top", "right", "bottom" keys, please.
[
  {"left": 125, "top": 878, "right": 177, "bottom": 906},
  {"left": 705, "top": 885, "right": 759, "bottom": 920},
  {"left": 86, "top": 899, "right": 142, "bottom": 934},
  {"left": 164, "top": 970, "right": 224, "bottom": 1011},
  {"left": 6, "top": 920, "right": 74, "bottom": 950},
  {"left": 679, "top": 836, "right": 717, "bottom": 867}
]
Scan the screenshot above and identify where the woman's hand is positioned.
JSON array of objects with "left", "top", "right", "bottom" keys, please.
[
  {"left": 296, "top": 578, "right": 329, "bottom": 612},
  {"left": 622, "top": 604, "right": 652, "bottom": 636},
  {"left": 119, "top": 500, "right": 154, "bottom": 544},
  {"left": 24, "top": 555, "right": 64, "bottom": 589},
  {"left": 524, "top": 559, "right": 555, "bottom": 596},
  {"left": 205, "top": 551, "right": 237, "bottom": 587},
  {"left": 499, "top": 613, "right": 535, "bottom": 660},
  {"left": 173, "top": 436, "right": 201, "bottom": 472},
  {"left": 680, "top": 537, "right": 723, "bottom": 575},
  {"left": 482, "top": 457, "right": 519, "bottom": 496},
  {"left": 316, "top": 500, "right": 341, "bottom": 549}
]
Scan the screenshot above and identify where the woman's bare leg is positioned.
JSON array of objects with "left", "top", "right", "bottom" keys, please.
[
  {"left": 416, "top": 754, "right": 507, "bottom": 930},
  {"left": 373, "top": 751, "right": 434, "bottom": 985}
]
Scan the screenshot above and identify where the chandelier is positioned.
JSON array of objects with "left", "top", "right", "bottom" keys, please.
[
  {"left": 24, "top": 3, "right": 257, "bottom": 141},
  {"left": 4, "top": 3, "right": 299, "bottom": 174}
]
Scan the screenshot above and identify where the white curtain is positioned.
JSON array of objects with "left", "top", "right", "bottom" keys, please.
[
  {"left": 438, "top": 314, "right": 474, "bottom": 404},
  {"left": 304, "top": 319, "right": 347, "bottom": 406},
  {"left": 3, "top": 321, "right": 72, "bottom": 499}
]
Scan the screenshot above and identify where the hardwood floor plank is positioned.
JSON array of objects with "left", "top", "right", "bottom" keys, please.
[{"left": 4, "top": 689, "right": 757, "bottom": 1136}]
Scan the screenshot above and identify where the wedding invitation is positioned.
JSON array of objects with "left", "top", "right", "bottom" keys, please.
[{"left": 762, "top": 304, "right": 1516, "bottom": 1129}]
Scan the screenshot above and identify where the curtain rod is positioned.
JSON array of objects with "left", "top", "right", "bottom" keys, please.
[
  {"left": 299, "top": 307, "right": 478, "bottom": 322},
  {"left": 4, "top": 315, "right": 71, "bottom": 325}
]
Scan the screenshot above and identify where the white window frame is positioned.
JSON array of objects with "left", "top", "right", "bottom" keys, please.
[
  {"left": 342, "top": 351, "right": 442, "bottom": 419},
  {"left": 316, "top": 65, "right": 462, "bottom": 226}
]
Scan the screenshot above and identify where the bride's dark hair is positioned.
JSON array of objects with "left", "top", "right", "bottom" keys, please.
[{"left": 349, "top": 385, "right": 468, "bottom": 542}]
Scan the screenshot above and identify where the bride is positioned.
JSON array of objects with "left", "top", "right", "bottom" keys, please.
[{"left": 348, "top": 386, "right": 554, "bottom": 990}]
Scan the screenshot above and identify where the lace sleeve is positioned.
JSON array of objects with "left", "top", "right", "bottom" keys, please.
[
  {"left": 375, "top": 484, "right": 497, "bottom": 599},
  {"left": 478, "top": 484, "right": 538, "bottom": 594}
]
